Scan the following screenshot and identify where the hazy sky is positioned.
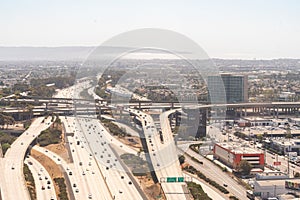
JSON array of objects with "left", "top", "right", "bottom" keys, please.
[{"left": 1, "top": 0, "right": 300, "bottom": 59}]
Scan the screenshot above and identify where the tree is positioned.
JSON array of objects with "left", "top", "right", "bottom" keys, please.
[
  {"left": 1, "top": 143, "right": 11, "bottom": 154},
  {"left": 256, "top": 134, "right": 263, "bottom": 143},
  {"left": 285, "top": 124, "right": 292, "bottom": 140},
  {"left": 0, "top": 113, "right": 15, "bottom": 129},
  {"left": 238, "top": 160, "right": 252, "bottom": 175}
]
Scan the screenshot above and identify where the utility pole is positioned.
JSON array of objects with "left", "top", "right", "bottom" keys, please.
[{"left": 288, "top": 154, "right": 290, "bottom": 177}]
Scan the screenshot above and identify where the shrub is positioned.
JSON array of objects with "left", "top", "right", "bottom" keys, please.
[
  {"left": 187, "top": 182, "right": 212, "bottom": 200},
  {"left": 54, "top": 177, "right": 68, "bottom": 200},
  {"left": 38, "top": 128, "right": 61, "bottom": 146}
]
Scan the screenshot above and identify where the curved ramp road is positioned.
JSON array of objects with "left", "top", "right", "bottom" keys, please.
[
  {"left": 25, "top": 156, "right": 57, "bottom": 200},
  {"left": 127, "top": 108, "right": 189, "bottom": 200},
  {"left": 0, "top": 117, "right": 54, "bottom": 200}
]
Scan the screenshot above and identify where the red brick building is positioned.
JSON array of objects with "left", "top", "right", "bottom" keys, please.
[{"left": 213, "top": 143, "right": 264, "bottom": 169}]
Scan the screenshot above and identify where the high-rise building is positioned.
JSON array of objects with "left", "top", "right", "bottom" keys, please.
[{"left": 208, "top": 74, "right": 248, "bottom": 103}]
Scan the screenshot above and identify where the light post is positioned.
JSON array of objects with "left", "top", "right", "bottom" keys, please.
[{"left": 274, "top": 184, "right": 277, "bottom": 197}]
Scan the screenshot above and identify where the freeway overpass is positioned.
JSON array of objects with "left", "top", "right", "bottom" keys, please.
[{"left": 3, "top": 96, "right": 300, "bottom": 119}]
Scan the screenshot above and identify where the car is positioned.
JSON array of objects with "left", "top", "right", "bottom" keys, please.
[
  {"left": 75, "top": 188, "right": 79, "bottom": 193},
  {"left": 73, "top": 183, "right": 77, "bottom": 187},
  {"left": 69, "top": 171, "right": 72, "bottom": 175},
  {"left": 82, "top": 171, "right": 85, "bottom": 175},
  {"left": 39, "top": 177, "right": 42, "bottom": 180},
  {"left": 47, "top": 185, "right": 51, "bottom": 189},
  {"left": 88, "top": 194, "right": 92, "bottom": 199},
  {"left": 41, "top": 186, "right": 45, "bottom": 190},
  {"left": 223, "top": 183, "right": 228, "bottom": 187},
  {"left": 79, "top": 162, "right": 82, "bottom": 166},
  {"left": 47, "top": 180, "right": 50, "bottom": 184}
]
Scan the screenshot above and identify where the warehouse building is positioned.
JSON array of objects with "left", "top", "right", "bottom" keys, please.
[{"left": 213, "top": 142, "right": 264, "bottom": 169}]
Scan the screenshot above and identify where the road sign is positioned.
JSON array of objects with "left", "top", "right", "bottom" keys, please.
[
  {"left": 177, "top": 177, "right": 184, "bottom": 182},
  {"left": 166, "top": 177, "right": 177, "bottom": 182},
  {"left": 274, "top": 161, "right": 281, "bottom": 166}
]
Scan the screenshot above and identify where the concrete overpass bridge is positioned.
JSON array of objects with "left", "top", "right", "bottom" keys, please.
[
  {"left": 127, "top": 101, "right": 300, "bottom": 118},
  {"left": 3, "top": 96, "right": 300, "bottom": 120}
]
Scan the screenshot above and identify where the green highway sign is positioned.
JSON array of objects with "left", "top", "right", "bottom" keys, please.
[
  {"left": 166, "top": 177, "right": 177, "bottom": 182},
  {"left": 166, "top": 177, "right": 185, "bottom": 183},
  {"left": 177, "top": 177, "right": 184, "bottom": 182}
]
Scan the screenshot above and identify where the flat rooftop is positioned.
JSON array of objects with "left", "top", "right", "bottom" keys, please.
[
  {"left": 256, "top": 179, "right": 300, "bottom": 187},
  {"left": 243, "top": 117, "right": 272, "bottom": 121},
  {"left": 216, "top": 142, "right": 263, "bottom": 154}
]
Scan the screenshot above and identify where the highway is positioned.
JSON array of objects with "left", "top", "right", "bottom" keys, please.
[
  {"left": 25, "top": 156, "right": 56, "bottom": 200},
  {"left": 127, "top": 108, "right": 189, "bottom": 200},
  {"left": 33, "top": 136, "right": 113, "bottom": 200},
  {"left": 58, "top": 79, "right": 144, "bottom": 199},
  {"left": 0, "top": 116, "right": 54, "bottom": 200},
  {"left": 73, "top": 117, "right": 144, "bottom": 200},
  {"left": 72, "top": 79, "right": 145, "bottom": 199}
]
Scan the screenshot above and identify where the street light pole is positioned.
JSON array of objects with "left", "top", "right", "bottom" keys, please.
[{"left": 288, "top": 154, "right": 290, "bottom": 177}]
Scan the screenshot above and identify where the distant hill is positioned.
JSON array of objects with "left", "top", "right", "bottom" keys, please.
[{"left": 0, "top": 46, "right": 95, "bottom": 61}]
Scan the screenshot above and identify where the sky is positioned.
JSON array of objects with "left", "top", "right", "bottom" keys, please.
[{"left": 1, "top": 0, "right": 300, "bottom": 59}]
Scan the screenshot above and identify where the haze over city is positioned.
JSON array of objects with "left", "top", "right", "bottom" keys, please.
[
  {"left": 1, "top": 1, "right": 300, "bottom": 200},
  {"left": 1, "top": 0, "right": 300, "bottom": 59}
]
